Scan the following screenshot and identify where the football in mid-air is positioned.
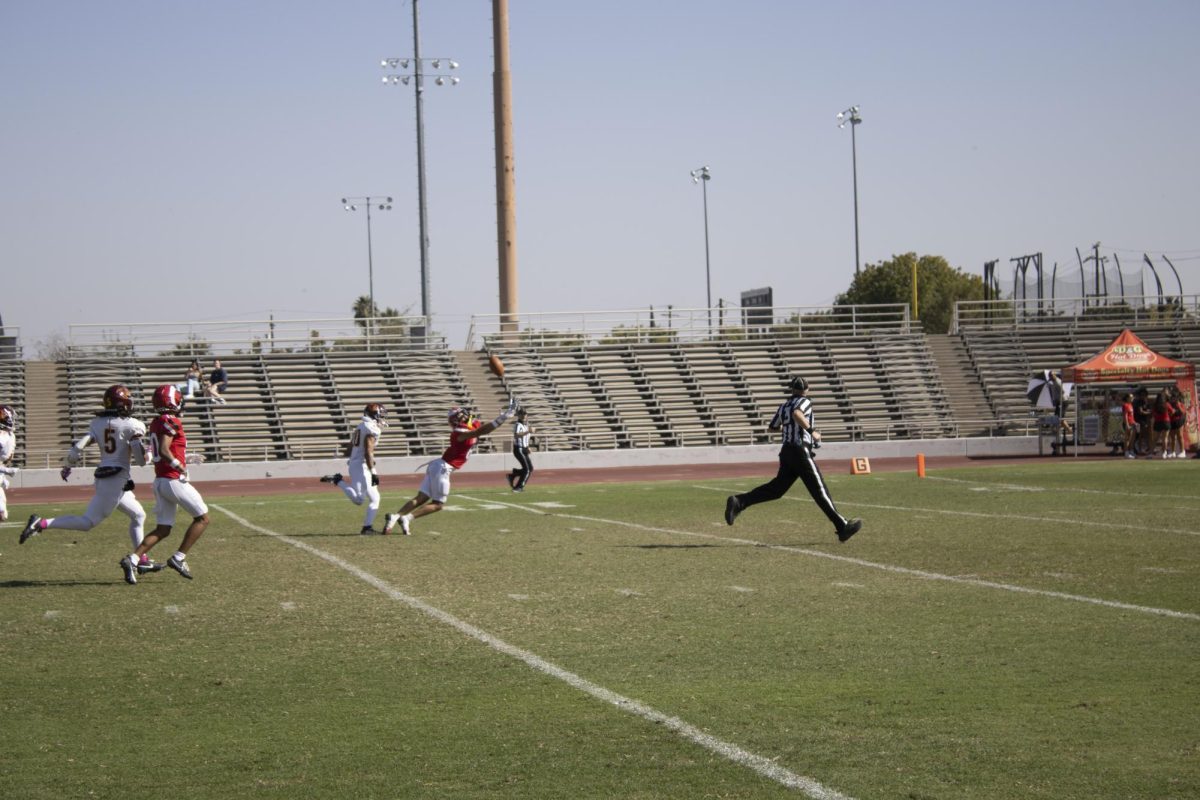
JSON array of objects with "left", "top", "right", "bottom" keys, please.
[{"left": 488, "top": 353, "right": 505, "bottom": 378}]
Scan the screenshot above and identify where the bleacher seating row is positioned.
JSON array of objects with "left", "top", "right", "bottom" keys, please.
[
  {"left": 63, "top": 350, "right": 492, "bottom": 464},
  {"left": 491, "top": 332, "right": 954, "bottom": 449},
  {"left": 958, "top": 318, "right": 1200, "bottom": 423}
]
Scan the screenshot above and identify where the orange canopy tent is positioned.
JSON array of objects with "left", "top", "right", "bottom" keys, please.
[{"left": 1062, "top": 328, "right": 1198, "bottom": 449}]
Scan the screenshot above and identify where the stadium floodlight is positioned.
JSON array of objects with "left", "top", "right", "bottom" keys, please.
[
  {"left": 690, "top": 166, "right": 714, "bottom": 332},
  {"left": 342, "top": 196, "right": 393, "bottom": 322},
  {"left": 379, "top": 28, "right": 460, "bottom": 324},
  {"left": 837, "top": 105, "right": 863, "bottom": 276}
]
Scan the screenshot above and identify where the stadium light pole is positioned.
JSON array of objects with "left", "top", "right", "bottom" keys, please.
[
  {"left": 836, "top": 105, "right": 862, "bottom": 277},
  {"left": 381, "top": 0, "right": 459, "bottom": 327},
  {"left": 690, "top": 165, "right": 713, "bottom": 333},
  {"left": 341, "top": 197, "right": 393, "bottom": 319}
]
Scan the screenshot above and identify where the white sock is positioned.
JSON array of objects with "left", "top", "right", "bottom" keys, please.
[{"left": 173, "top": 551, "right": 186, "bottom": 562}]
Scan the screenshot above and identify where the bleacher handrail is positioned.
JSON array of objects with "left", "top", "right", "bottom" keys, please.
[
  {"left": 953, "top": 295, "right": 1200, "bottom": 333},
  {"left": 65, "top": 316, "right": 445, "bottom": 357},
  {"left": 472, "top": 304, "right": 912, "bottom": 350}
]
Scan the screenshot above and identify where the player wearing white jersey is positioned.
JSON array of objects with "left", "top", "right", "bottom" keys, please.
[
  {"left": 320, "top": 403, "right": 387, "bottom": 534},
  {"left": 0, "top": 405, "right": 18, "bottom": 522},
  {"left": 19, "top": 386, "right": 158, "bottom": 575}
]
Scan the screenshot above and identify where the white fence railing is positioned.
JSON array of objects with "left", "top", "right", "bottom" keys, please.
[
  {"left": 953, "top": 295, "right": 1200, "bottom": 333},
  {"left": 470, "top": 304, "right": 913, "bottom": 350},
  {"left": 65, "top": 316, "right": 444, "bottom": 357}
]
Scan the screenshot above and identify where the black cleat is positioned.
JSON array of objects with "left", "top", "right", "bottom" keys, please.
[
  {"left": 119, "top": 555, "right": 138, "bottom": 585},
  {"left": 837, "top": 518, "right": 863, "bottom": 543},
  {"left": 319, "top": 473, "right": 342, "bottom": 485},
  {"left": 724, "top": 496, "right": 741, "bottom": 526},
  {"left": 505, "top": 472, "right": 515, "bottom": 489},
  {"left": 360, "top": 526, "right": 380, "bottom": 536},
  {"left": 167, "top": 555, "right": 193, "bottom": 580},
  {"left": 19, "top": 515, "right": 42, "bottom": 544}
]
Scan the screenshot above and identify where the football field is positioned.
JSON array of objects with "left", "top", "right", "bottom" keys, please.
[{"left": 2, "top": 461, "right": 1198, "bottom": 799}]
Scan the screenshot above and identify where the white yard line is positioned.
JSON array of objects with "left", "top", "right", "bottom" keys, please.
[
  {"left": 926, "top": 475, "right": 1200, "bottom": 505},
  {"left": 212, "top": 503, "right": 853, "bottom": 800},
  {"left": 461, "top": 494, "right": 1200, "bottom": 622}
]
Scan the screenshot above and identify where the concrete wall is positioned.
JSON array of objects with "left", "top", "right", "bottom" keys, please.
[{"left": 7, "top": 435, "right": 1038, "bottom": 489}]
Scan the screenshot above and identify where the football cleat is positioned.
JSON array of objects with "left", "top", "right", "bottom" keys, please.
[
  {"left": 166, "top": 555, "right": 193, "bottom": 580},
  {"left": 837, "top": 518, "right": 863, "bottom": 543},
  {"left": 319, "top": 473, "right": 342, "bottom": 485},
  {"left": 505, "top": 472, "right": 515, "bottom": 489},
  {"left": 119, "top": 555, "right": 139, "bottom": 585},
  {"left": 399, "top": 514, "right": 412, "bottom": 536},
  {"left": 724, "top": 496, "right": 741, "bottom": 526},
  {"left": 360, "top": 526, "right": 380, "bottom": 536},
  {"left": 137, "top": 558, "right": 164, "bottom": 574},
  {"left": 382, "top": 513, "right": 400, "bottom": 535},
  {"left": 19, "top": 514, "right": 43, "bottom": 544}
]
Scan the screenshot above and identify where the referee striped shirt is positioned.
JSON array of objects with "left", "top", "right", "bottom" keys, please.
[{"left": 771, "top": 396, "right": 814, "bottom": 448}]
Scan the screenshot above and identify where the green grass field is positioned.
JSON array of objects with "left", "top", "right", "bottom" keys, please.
[{"left": 2, "top": 461, "right": 1198, "bottom": 799}]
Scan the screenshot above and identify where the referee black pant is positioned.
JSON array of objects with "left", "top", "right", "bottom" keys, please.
[
  {"left": 509, "top": 445, "right": 533, "bottom": 490},
  {"left": 735, "top": 443, "right": 846, "bottom": 529}
]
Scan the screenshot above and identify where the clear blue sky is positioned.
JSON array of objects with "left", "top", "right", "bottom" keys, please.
[{"left": 3, "top": 0, "right": 1198, "bottom": 351}]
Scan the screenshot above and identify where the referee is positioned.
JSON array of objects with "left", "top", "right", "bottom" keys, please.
[
  {"left": 724, "top": 376, "right": 862, "bottom": 542},
  {"left": 506, "top": 408, "right": 534, "bottom": 492}
]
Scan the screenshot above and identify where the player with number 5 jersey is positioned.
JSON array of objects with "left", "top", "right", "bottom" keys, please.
[{"left": 19, "top": 386, "right": 158, "bottom": 577}]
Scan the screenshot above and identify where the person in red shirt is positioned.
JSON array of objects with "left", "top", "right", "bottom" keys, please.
[
  {"left": 120, "top": 384, "right": 210, "bottom": 583},
  {"left": 1121, "top": 393, "right": 1137, "bottom": 459},
  {"left": 383, "top": 398, "right": 518, "bottom": 535}
]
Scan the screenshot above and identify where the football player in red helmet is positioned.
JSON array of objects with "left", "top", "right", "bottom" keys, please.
[
  {"left": 0, "top": 405, "right": 18, "bottom": 522},
  {"left": 382, "top": 396, "right": 519, "bottom": 536},
  {"left": 122, "top": 384, "right": 210, "bottom": 583},
  {"left": 20, "top": 387, "right": 156, "bottom": 578},
  {"left": 320, "top": 402, "right": 388, "bottom": 534}
]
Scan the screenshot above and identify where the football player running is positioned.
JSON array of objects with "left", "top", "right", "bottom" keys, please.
[
  {"left": 121, "top": 384, "right": 209, "bottom": 583},
  {"left": 0, "top": 405, "right": 19, "bottom": 522},
  {"left": 320, "top": 402, "right": 388, "bottom": 535},
  {"left": 383, "top": 398, "right": 518, "bottom": 535},
  {"left": 19, "top": 386, "right": 160, "bottom": 575}
]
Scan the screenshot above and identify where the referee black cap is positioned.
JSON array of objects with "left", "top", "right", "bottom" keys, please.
[{"left": 788, "top": 376, "right": 809, "bottom": 394}]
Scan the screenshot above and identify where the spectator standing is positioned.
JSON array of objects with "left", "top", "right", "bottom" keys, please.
[
  {"left": 724, "top": 376, "right": 862, "bottom": 542},
  {"left": 1167, "top": 388, "right": 1187, "bottom": 458},
  {"left": 1133, "top": 387, "right": 1152, "bottom": 454},
  {"left": 506, "top": 408, "right": 535, "bottom": 492},
  {"left": 206, "top": 359, "right": 229, "bottom": 404},
  {"left": 1151, "top": 391, "right": 1171, "bottom": 458},
  {"left": 1121, "top": 393, "right": 1138, "bottom": 459}
]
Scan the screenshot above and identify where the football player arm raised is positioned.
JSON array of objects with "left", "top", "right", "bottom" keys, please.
[{"left": 453, "top": 403, "right": 518, "bottom": 443}]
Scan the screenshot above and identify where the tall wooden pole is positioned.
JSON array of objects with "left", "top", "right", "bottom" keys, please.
[{"left": 493, "top": 0, "right": 518, "bottom": 335}]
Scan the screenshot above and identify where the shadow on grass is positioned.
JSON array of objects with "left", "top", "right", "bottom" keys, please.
[{"left": 0, "top": 579, "right": 118, "bottom": 589}]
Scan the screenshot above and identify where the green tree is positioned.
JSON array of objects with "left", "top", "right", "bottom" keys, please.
[{"left": 835, "top": 253, "right": 985, "bottom": 334}]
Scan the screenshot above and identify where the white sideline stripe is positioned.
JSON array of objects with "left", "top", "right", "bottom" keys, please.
[
  {"left": 688, "top": 483, "right": 1200, "bottom": 537},
  {"left": 211, "top": 504, "right": 852, "bottom": 800},
  {"left": 847, "top": 502, "right": 1200, "bottom": 538},
  {"left": 928, "top": 475, "right": 1200, "bottom": 504},
  {"left": 460, "top": 494, "right": 1200, "bottom": 622}
]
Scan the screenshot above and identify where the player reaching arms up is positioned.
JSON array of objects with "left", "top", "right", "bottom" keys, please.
[
  {"left": 383, "top": 397, "right": 519, "bottom": 535},
  {"left": 0, "top": 405, "right": 19, "bottom": 523},
  {"left": 20, "top": 387, "right": 158, "bottom": 576},
  {"left": 121, "top": 384, "right": 209, "bottom": 583},
  {"left": 320, "top": 403, "right": 388, "bottom": 534}
]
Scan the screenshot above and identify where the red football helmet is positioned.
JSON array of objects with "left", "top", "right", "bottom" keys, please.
[
  {"left": 103, "top": 385, "right": 134, "bottom": 416},
  {"left": 0, "top": 405, "right": 15, "bottom": 432},
  {"left": 153, "top": 384, "right": 183, "bottom": 414},
  {"left": 363, "top": 403, "right": 388, "bottom": 426}
]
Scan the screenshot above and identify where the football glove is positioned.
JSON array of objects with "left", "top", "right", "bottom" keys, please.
[
  {"left": 60, "top": 466, "right": 73, "bottom": 482},
  {"left": 371, "top": 472, "right": 380, "bottom": 486}
]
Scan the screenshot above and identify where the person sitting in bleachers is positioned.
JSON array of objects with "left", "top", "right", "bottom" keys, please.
[{"left": 205, "top": 359, "right": 228, "bottom": 405}]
